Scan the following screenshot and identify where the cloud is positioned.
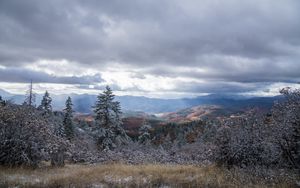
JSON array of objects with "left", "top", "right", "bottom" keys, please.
[
  {"left": 129, "top": 73, "right": 146, "bottom": 79},
  {"left": 145, "top": 55, "right": 300, "bottom": 83},
  {"left": 0, "top": 67, "right": 104, "bottom": 85},
  {"left": 0, "top": 0, "right": 299, "bottom": 96},
  {"left": 167, "top": 81, "right": 259, "bottom": 94}
]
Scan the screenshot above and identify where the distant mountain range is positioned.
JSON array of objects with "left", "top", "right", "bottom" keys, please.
[{"left": 0, "top": 89, "right": 281, "bottom": 114}]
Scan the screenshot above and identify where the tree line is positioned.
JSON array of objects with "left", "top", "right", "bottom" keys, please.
[
  {"left": 0, "top": 85, "right": 299, "bottom": 171},
  {"left": 0, "top": 84, "right": 130, "bottom": 167}
]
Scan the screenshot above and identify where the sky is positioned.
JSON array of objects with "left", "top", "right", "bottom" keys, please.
[{"left": 0, "top": 0, "right": 300, "bottom": 98}]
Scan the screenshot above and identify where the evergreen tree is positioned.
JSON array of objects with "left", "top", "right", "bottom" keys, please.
[
  {"left": 163, "top": 133, "right": 173, "bottom": 149},
  {"left": 94, "top": 86, "right": 118, "bottom": 127},
  {"left": 38, "top": 91, "right": 52, "bottom": 114},
  {"left": 0, "top": 96, "right": 6, "bottom": 106},
  {"left": 63, "top": 96, "right": 74, "bottom": 139},
  {"left": 93, "top": 86, "right": 130, "bottom": 150},
  {"left": 138, "top": 122, "right": 151, "bottom": 145},
  {"left": 57, "top": 121, "right": 65, "bottom": 138}
]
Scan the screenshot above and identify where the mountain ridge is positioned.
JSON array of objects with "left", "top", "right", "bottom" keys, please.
[{"left": 0, "top": 89, "right": 281, "bottom": 113}]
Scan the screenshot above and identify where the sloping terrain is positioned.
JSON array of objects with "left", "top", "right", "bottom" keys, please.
[{"left": 160, "top": 105, "right": 222, "bottom": 123}]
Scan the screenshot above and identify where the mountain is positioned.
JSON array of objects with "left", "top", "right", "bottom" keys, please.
[
  {"left": 160, "top": 105, "right": 222, "bottom": 123},
  {"left": 76, "top": 94, "right": 280, "bottom": 114},
  {"left": 0, "top": 89, "right": 11, "bottom": 98},
  {"left": 0, "top": 89, "right": 281, "bottom": 113}
]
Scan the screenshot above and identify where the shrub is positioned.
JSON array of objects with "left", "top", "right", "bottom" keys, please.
[{"left": 0, "top": 104, "right": 67, "bottom": 167}]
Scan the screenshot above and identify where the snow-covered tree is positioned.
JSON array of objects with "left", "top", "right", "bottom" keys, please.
[
  {"left": 160, "top": 133, "right": 172, "bottom": 150},
  {"left": 94, "top": 86, "right": 120, "bottom": 127},
  {"left": 63, "top": 96, "right": 74, "bottom": 139},
  {"left": 138, "top": 122, "right": 151, "bottom": 145},
  {"left": 57, "top": 122, "right": 65, "bottom": 138},
  {"left": 93, "top": 86, "right": 131, "bottom": 150},
  {"left": 0, "top": 96, "right": 6, "bottom": 106},
  {"left": 38, "top": 91, "right": 52, "bottom": 114}
]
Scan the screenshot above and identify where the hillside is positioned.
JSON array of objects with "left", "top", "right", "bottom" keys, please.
[{"left": 159, "top": 105, "right": 222, "bottom": 123}]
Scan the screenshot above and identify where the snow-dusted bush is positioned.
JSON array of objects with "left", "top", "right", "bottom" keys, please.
[
  {"left": 214, "top": 110, "right": 281, "bottom": 167},
  {"left": 0, "top": 104, "right": 67, "bottom": 167},
  {"left": 0, "top": 106, "right": 45, "bottom": 167},
  {"left": 213, "top": 88, "right": 300, "bottom": 169},
  {"left": 271, "top": 88, "right": 300, "bottom": 169}
]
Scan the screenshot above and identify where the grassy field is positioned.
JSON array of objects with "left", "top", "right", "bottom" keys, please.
[{"left": 0, "top": 163, "right": 298, "bottom": 188}]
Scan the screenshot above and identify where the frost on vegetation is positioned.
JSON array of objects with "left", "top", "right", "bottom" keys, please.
[
  {"left": 93, "top": 86, "right": 131, "bottom": 151},
  {"left": 0, "top": 104, "right": 67, "bottom": 167},
  {"left": 0, "top": 87, "right": 299, "bottom": 173}
]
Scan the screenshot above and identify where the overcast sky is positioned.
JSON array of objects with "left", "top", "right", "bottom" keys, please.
[{"left": 0, "top": 0, "right": 299, "bottom": 98}]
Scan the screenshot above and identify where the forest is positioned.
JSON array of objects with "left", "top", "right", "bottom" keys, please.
[{"left": 0, "top": 86, "right": 299, "bottom": 187}]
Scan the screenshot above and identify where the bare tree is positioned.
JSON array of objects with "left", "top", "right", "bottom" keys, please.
[{"left": 24, "top": 80, "right": 36, "bottom": 107}]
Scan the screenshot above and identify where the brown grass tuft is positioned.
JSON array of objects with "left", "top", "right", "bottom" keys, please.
[{"left": 0, "top": 164, "right": 298, "bottom": 188}]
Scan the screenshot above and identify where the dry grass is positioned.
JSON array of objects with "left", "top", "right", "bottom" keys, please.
[{"left": 0, "top": 163, "right": 298, "bottom": 188}]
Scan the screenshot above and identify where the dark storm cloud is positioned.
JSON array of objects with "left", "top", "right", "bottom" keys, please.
[
  {"left": 0, "top": 67, "right": 103, "bottom": 85},
  {"left": 146, "top": 56, "right": 300, "bottom": 83},
  {"left": 0, "top": 0, "right": 300, "bottom": 94}
]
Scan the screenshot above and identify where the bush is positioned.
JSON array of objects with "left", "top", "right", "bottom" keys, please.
[
  {"left": 271, "top": 88, "right": 300, "bottom": 169},
  {"left": 214, "top": 88, "right": 300, "bottom": 170},
  {"left": 214, "top": 110, "right": 280, "bottom": 167},
  {"left": 0, "top": 104, "right": 67, "bottom": 167}
]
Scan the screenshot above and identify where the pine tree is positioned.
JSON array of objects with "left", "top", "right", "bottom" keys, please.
[
  {"left": 38, "top": 91, "right": 52, "bottom": 114},
  {"left": 163, "top": 133, "right": 173, "bottom": 149},
  {"left": 94, "top": 86, "right": 116, "bottom": 127},
  {"left": 138, "top": 122, "right": 151, "bottom": 145},
  {"left": 57, "top": 122, "right": 65, "bottom": 138},
  {"left": 63, "top": 96, "right": 74, "bottom": 139},
  {"left": 0, "top": 96, "right": 6, "bottom": 106},
  {"left": 93, "top": 86, "right": 130, "bottom": 150},
  {"left": 24, "top": 80, "right": 36, "bottom": 107}
]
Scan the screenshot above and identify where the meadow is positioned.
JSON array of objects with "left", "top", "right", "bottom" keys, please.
[{"left": 0, "top": 163, "right": 298, "bottom": 188}]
